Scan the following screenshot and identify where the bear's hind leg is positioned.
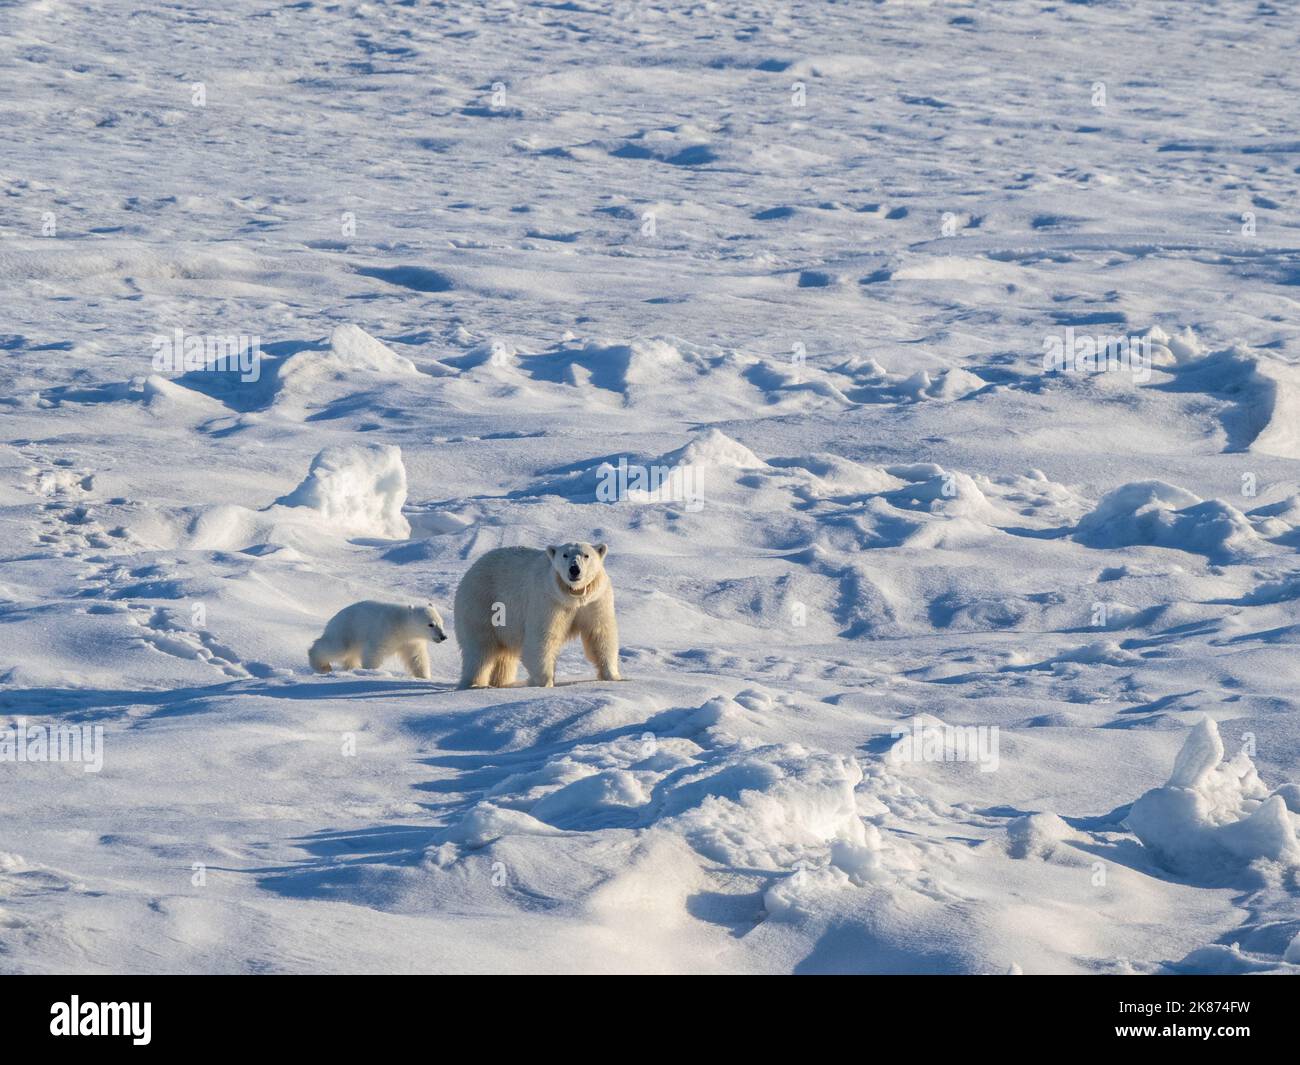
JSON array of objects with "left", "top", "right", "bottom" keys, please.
[
  {"left": 458, "top": 647, "right": 496, "bottom": 689},
  {"left": 489, "top": 653, "right": 518, "bottom": 687},
  {"left": 360, "top": 642, "right": 386, "bottom": 670}
]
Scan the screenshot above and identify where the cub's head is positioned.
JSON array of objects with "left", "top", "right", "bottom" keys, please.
[
  {"left": 412, "top": 603, "right": 447, "bottom": 642},
  {"left": 546, "top": 541, "right": 608, "bottom": 590}
]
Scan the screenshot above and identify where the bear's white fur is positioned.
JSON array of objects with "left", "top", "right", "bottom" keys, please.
[
  {"left": 309, "top": 601, "right": 447, "bottom": 680},
  {"left": 454, "top": 542, "right": 621, "bottom": 689}
]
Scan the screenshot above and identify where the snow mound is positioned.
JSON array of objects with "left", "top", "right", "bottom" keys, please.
[
  {"left": 896, "top": 367, "right": 985, "bottom": 402},
  {"left": 1167, "top": 346, "right": 1300, "bottom": 458},
  {"left": 1126, "top": 717, "right": 1300, "bottom": 877},
  {"left": 1006, "top": 812, "right": 1080, "bottom": 859},
  {"left": 767, "top": 453, "right": 902, "bottom": 497},
  {"left": 272, "top": 444, "right": 410, "bottom": 539},
  {"left": 1246, "top": 356, "right": 1300, "bottom": 459},
  {"left": 762, "top": 825, "right": 886, "bottom": 920},
  {"left": 138, "top": 374, "right": 229, "bottom": 416},
  {"left": 275, "top": 325, "right": 418, "bottom": 405},
  {"left": 1054, "top": 640, "right": 1141, "bottom": 666},
  {"left": 662, "top": 428, "right": 766, "bottom": 470},
  {"left": 667, "top": 743, "right": 870, "bottom": 870},
  {"left": 830, "top": 356, "right": 984, "bottom": 404},
  {"left": 885, "top": 470, "right": 1008, "bottom": 523},
  {"left": 1074, "top": 481, "right": 1259, "bottom": 561},
  {"left": 432, "top": 693, "right": 882, "bottom": 926},
  {"left": 1145, "top": 324, "right": 1204, "bottom": 366},
  {"left": 1286, "top": 932, "right": 1300, "bottom": 964},
  {"left": 439, "top": 804, "right": 570, "bottom": 849}
]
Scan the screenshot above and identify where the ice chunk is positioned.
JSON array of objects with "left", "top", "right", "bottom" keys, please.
[
  {"left": 1126, "top": 717, "right": 1300, "bottom": 876},
  {"left": 1168, "top": 716, "right": 1223, "bottom": 788},
  {"left": 274, "top": 443, "right": 410, "bottom": 539},
  {"left": 1285, "top": 932, "right": 1300, "bottom": 964}
]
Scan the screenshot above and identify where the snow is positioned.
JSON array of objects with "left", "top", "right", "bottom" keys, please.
[
  {"left": 1073, "top": 481, "right": 1262, "bottom": 562},
  {"left": 273, "top": 443, "right": 411, "bottom": 541},
  {"left": 1126, "top": 717, "right": 1300, "bottom": 877},
  {"left": 3, "top": 0, "right": 1300, "bottom": 975},
  {"left": 274, "top": 325, "right": 421, "bottom": 414}
]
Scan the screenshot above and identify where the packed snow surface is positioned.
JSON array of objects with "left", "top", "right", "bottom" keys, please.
[{"left": 2, "top": 0, "right": 1300, "bottom": 974}]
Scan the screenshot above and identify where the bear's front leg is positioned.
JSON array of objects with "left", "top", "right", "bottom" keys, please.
[
  {"left": 403, "top": 642, "right": 432, "bottom": 681},
  {"left": 582, "top": 628, "right": 622, "bottom": 682},
  {"left": 523, "top": 620, "right": 566, "bottom": 687}
]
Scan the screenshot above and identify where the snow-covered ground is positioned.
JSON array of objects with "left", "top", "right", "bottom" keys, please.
[{"left": 3, "top": 0, "right": 1300, "bottom": 974}]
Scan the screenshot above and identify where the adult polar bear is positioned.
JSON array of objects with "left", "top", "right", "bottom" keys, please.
[{"left": 454, "top": 542, "right": 621, "bottom": 688}]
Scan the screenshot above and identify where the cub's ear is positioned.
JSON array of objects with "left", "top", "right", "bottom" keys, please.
[
  {"left": 594, "top": 543, "right": 608, "bottom": 559},
  {"left": 546, "top": 545, "right": 558, "bottom": 560}
]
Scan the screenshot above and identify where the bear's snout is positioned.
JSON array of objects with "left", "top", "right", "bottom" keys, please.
[{"left": 568, "top": 564, "right": 581, "bottom": 580}]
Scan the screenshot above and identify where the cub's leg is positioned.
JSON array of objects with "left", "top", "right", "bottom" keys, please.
[
  {"left": 360, "top": 642, "right": 387, "bottom": 670},
  {"left": 402, "top": 641, "right": 432, "bottom": 681}
]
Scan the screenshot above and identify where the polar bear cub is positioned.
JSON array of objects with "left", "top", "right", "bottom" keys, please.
[
  {"left": 309, "top": 601, "right": 447, "bottom": 680},
  {"left": 454, "top": 542, "right": 621, "bottom": 689}
]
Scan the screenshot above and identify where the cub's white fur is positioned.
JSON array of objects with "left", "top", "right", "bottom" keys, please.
[
  {"left": 309, "top": 601, "right": 447, "bottom": 680},
  {"left": 454, "top": 542, "right": 620, "bottom": 689}
]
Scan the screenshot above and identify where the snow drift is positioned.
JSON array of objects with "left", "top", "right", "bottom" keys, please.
[
  {"left": 273, "top": 443, "right": 410, "bottom": 539},
  {"left": 273, "top": 325, "right": 420, "bottom": 411},
  {"left": 1074, "top": 481, "right": 1259, "bottom": 562},
  {"left": 1126, "top": 718, "right": 1300, "bottom": 878}
]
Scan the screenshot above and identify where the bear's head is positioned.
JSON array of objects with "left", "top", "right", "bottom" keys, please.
[
  {"left": 547, "top": 541, "right": 608, "bottom": 593},
  {"left": 411, "top": 603, "right": 447, "bottom": 642}
]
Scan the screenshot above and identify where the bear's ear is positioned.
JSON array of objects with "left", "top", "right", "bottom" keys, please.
[
  {"left": 546, "top": 545, "right": 557, "bottom": 560},
  {"left": 594, "top": 543, "right": 608, "bottom": 559}
]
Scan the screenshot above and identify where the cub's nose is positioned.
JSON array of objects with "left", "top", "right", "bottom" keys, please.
[{"left": 568, "top": 565, "right": 581, "bottom": 580}]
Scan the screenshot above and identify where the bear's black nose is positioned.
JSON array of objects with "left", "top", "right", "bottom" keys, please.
[{"left": 569, "top": 566, "right": 580, "bottom": 579}]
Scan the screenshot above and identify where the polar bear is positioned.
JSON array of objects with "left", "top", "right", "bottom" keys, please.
[
  {"left": 454, "top": 542, "right": 621, "bottom": 689},
  {"left": 309, "top": 601, "right": 447, "bottom": 680}
]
